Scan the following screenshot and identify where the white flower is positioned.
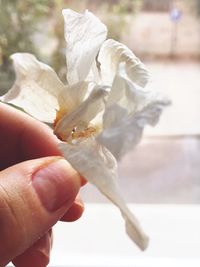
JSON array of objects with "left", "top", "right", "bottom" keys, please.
[{"left": 0, "top": 9, "right": 169, "bottom": 250}]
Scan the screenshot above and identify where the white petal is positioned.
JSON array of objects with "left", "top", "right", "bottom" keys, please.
[
  {"left": 57, "top": 81, "right": 92, "bottom": 116},
  {"left": 98, "top": 102, "right": 167, "bottom": 160},
  {"left": 59, "top": 139, "right": 149, "bottom": 250},
  {"left": 98, "top": 39, "right": 149, "bottom": 87},
  {"left": 54, "top": 86, "right": 109, "bottom": 141},
  {"left": 0, "top": 53, "right": 65, "bottom": 123},
  {"left": 97, "top": 68, "right": 169, "bottom": 160},
  {"left": 106, "top": 63, "right": 143, "bottom": 113},
  {"left": 62, "top": 9, "right": 107, "bottom": 84}
]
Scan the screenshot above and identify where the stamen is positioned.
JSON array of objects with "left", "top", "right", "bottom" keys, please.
[{"left": 71, "top": 126, "right": 96, "bottom": 139}]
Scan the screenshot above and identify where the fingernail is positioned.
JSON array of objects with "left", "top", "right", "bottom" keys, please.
[{"left": 32, "top": 158, "right": 81, "bottom": 212}]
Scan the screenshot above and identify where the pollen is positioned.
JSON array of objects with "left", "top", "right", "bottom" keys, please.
[{"left": 71, "top": 126, "right": 96, "bottom": 139}]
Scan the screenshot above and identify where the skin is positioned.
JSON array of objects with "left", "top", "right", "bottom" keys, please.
[{"left": 0, "top": 102, "right": 86, "bottom": 267}]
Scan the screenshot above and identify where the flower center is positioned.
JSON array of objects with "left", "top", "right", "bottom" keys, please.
[
  {"left": 54, "top": 109, "right": 98, "bottom": 142},
  {"left": 71, "top": 126, "right": 96, "bottom": 139}
]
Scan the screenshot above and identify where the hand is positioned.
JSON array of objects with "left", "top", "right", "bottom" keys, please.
[{"left": 0, "top": 102, "right": 85, "bottom": 267}]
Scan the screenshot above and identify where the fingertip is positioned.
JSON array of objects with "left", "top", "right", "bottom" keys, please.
[
  {"left": 32, "top": 158, "right": 81, "bottom": 213},
  {"left": 80, "top": 176, "right": 87, "bottom": 186},
  {"left": 60, "top": 200, "right": 84, "bottom": 222}
]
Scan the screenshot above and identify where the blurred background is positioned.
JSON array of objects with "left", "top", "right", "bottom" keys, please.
[
  {"left": 1, "top": 1, "right": 200, "bottom": 266},
  {"left": 0, "top": 0, "right": 200, "bottom": 204}
]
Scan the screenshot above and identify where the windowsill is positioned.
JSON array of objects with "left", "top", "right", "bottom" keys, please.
[{"left": 49, "top": 204, "right": 200, "bottom": 266}]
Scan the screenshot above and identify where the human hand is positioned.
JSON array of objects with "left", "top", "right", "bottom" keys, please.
[{"left": 0, "top": 102, "right": 85, "bottom": 267}]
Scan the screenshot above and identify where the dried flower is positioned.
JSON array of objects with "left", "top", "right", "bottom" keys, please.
[{"left": 0, "top": 9, "right": 169, "bottom": 250}]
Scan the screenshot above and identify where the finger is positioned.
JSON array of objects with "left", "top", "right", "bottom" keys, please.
[
  {"left": 0, "top": 156, "right": 81, "bottom": 266},
  {"left": 0, "top": 103, "right": 87, "bottom": 186},
  {"left": 80, "top": 176, "right": 87, "bottom": 186},
  {"left": 60, "top": 196, "right": 84, "bottom": 222},
  {"left": 12, "top": 230, "right": 52, "bottom": 267},
  {"left": 0, "top": 102, "right": 60, "bottom": 169}
]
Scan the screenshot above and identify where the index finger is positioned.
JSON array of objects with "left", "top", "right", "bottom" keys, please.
[{"left": 0, "top": 102, "right": 60, "bottom": 170}]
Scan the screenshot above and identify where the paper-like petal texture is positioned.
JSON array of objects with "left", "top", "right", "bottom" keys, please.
[
  {"left": 59, "top": 139, "right": 149, "bottom": 250},
  {"left": 98, "top": 39, "right": 149, "bottom": 87},
  {"left": 97, "top": 66, "right": 169, "bottom": 160},
  {"left": 57, "top": 81, "right": 91, "bottom": 117},
  {"left": 97, "top": 102, "right": 166, "bottom": 160},
  {"left": 62, "top": 9, "right": 107, "bottom": 84},
  {"left": 54, "top": 86, "right": 109, "bottom": 141},
  {"left": 0, "top": 9, "right": 169, "bottom": 251},
  {"left": 0, "top": 53, "right": 65, "bottom": 123}
]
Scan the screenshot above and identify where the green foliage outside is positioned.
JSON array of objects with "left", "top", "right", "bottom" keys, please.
[
  {"left": 0, "top": 0, "right": 143, "bottom": 93},
  {"left": 0, "top": 0, "right": 55, "bottom": 92}
]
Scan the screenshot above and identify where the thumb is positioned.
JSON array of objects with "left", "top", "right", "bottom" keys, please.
[{"left": 0, "top": 156, "right": 81, "bottom": 266}]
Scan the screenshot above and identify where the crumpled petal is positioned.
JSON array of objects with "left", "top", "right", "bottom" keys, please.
[
  {"left": 105, "top": 63, "right": 144, "bottom": 113},
  {"left": 54, "top": 86, "right": 109, "bottom": 141},
  {"left": 57, "top": 81, "right": 92, "bottom": 118},
  {"left": 97, "top": 102, "right": 166, "bottom": 160},
  {"left": 97, "top": 39, "right": 149, "bottom": 87},
  {"left": 62, "top": 9, "right": 107, "bottom": 84},
  {"left": 0, "top": 53, "right": 65, "bottom": 123},
  {"left": 97, "top": 64, "right": 169, "bottom": 160},
  {"left": 59, "top": 138, "right": 149, "bottom": 250}
]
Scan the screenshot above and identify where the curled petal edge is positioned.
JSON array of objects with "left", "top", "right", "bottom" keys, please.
[
  {"left": 59, "top": 139, "right": 149, "bottom": 250},
  {"left": 0, "top": 53, "right": 65, "bottom": 123}
]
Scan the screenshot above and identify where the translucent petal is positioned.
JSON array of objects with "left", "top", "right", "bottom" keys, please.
[
  {"left": 0, "top": 53, "right": 65, "bottom": 123},
  {"left": 57, "top": 81, "right": 92, "bottom": 117},
  {"left": 62, "top": 9, "right": 107, "bottom": 84},
  {"left": 54, "top": 86, "right": 109, "bottom": 141},
  {"left": 59, "top": 139, "right": 149, "bottom": 250},
  {"left": 105, "top": 63, "right": 146, "bottom": 113},
  {"left": 97, "top": 68, "right": 170, "bottom": 160},
  {"left": 97, "top": 39, "right": 149, "bottom": 87},
  {"left": 98, "top": 101, "right": 167, "bottom": 160}
]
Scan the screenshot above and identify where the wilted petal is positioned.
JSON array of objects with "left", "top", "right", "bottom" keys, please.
[
  {"left": 106, "top": 63, "right": 146, "bottom": 113},
  {"left": 0, "top": 53, "right": 65, "bottom": 123},
  {"left": 54, "top": 86, "right": 109, "bottom": 141},
  {"left": 98, "top": 39, "right": 149, "bottom": 87},
  {"left": 97, "top": 68, "right": 169, "bottom": 160},
  {"left": 57, "top": 81, "right": 92, "bottom": 117},
  {"left": 59, "top": 138, "right": 149, "bottom": 250},
  {"left": 62, "top": 9, "right": 107, "bottom": 84},
  {"left": 98, "top": 101, "right": 167, "bottom": 160}
]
